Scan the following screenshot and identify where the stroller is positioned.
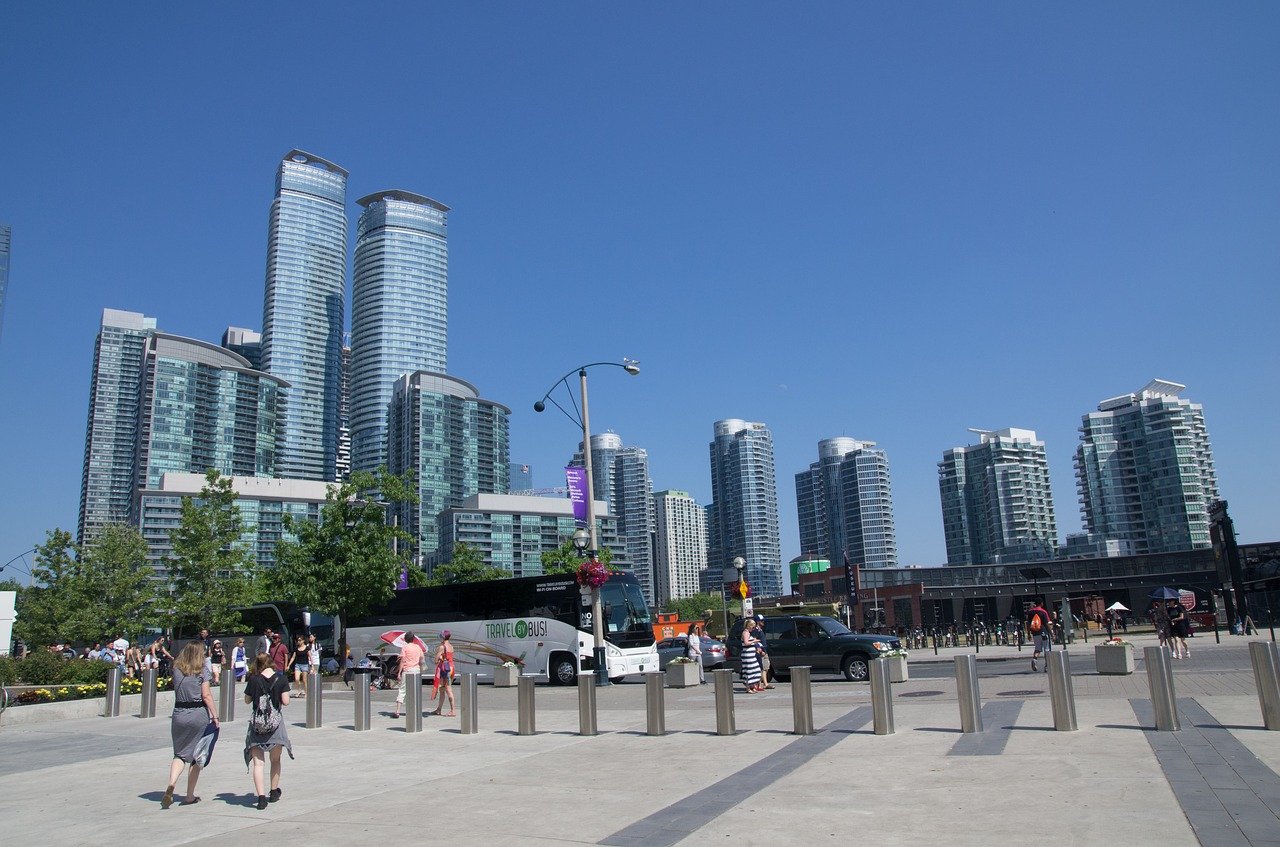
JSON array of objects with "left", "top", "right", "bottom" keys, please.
[{"left": 364, "top": 653, "right": 400, "bottom": 690}]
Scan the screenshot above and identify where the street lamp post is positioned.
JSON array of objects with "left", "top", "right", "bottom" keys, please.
[
  {"left": 535, "top": 359, "right": 640, "bottom": 687},
  {"left": 720, "top": 556, "right": 746, "bottom": 637},
  {"left": 0, "top": 548, "right": 37, "bottom": 586}
]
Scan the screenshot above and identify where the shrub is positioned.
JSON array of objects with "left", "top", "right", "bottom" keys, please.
[
  {"left": 58, "top": 659, "right": 114, "bottom": 685},
  {"left": 0, "top": 656, "right": 16, "bottom": 686},
  {"left": 11, "top": 652, "right": 113, "bottom": 686}
]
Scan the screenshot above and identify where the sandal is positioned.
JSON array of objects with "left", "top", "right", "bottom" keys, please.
[
  {"left": 161, "top": 786, "right": 174, "bottom": 809},
  {"left": 179, "top": 797, "right": 201, "bottom": 806}
]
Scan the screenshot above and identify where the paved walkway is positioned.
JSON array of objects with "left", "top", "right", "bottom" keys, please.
[{"left": 1, "top": 634, "right": 1277, "bottom": 846}]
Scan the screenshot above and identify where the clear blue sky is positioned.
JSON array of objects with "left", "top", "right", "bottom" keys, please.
[{"left": 2, "top": 4, "right": 1277, "bottom": 582}]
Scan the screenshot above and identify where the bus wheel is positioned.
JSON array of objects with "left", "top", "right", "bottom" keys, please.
[
  {"left": 609, "top": 676, "right": 625, "bottom": 685},
  {"left": 549, "top": 654, "right": 577, "bottom": 685}
]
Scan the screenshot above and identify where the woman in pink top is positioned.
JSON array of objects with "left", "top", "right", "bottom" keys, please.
[{"left": 393, "top": 633, "right": 425, "bottom": 719}]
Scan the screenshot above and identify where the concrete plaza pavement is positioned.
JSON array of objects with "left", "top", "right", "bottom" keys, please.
[{"left": 1, "top": 632, "right": 1278, "bottom": 847}]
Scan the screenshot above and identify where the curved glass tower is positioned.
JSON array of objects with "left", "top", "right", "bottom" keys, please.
[
  {"left": 350, "top": 190, "right": 449, "bottom": 474},
  {"left": 260, "top": 150, "right": 348, "bottom": 481}
]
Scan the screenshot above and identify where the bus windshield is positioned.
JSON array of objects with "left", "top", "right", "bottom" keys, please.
[{"left": 601, "top": 579, "right": 652, "bottom": 636}]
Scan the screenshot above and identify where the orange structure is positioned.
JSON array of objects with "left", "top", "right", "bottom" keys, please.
[{"left": 652, "top": 613, "right": 705, "bottom": 642}]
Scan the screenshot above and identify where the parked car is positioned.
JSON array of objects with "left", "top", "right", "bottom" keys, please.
[
  {"left": 656, "top": 635, "right": 727, "bottom": 671},
  {"left": 726, "top": 615, "right": 902, "bottom": 682}
]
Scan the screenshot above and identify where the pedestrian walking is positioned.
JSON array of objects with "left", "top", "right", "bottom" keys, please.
[
  {"left": 290, "top": 635, "right": 308, "bottom": 695},
  {"left": 1168, "top": 601, "right": 1190, "bottom": 659},
  {"left": 231, "top": 638, "right": 249, "bottom": 681},
  {"left": 268, "top": 631, "right": 289, "bottom": 673},
  {"left": 753, "top": 614, "right": 775, "bottom": 688},
  {"left": 392, "top": 631, "right": 425, "bottom": 719},
  {"left": 209, "top": 640, "right": 225, "bottom": 684},
  {"left": 431, "top": 631, "right": 456, "bottom": 717},
  {"left": 1028, "top": 597, "right": 1052, "bottom": 672},
  {"left": 685, "top": 623, "right": 704, "bottom": 684},
  {"left": 161, "top": 642, "right": 219, "bottom": 809},
  {"left": 244, "top": 653, "right": 293, "bottom": 810},
  {"left": 256, "top": 628, "right": 272, "bottom": 657},
  {"left": 740, "top": 619, "right": 764, "bottom": 693}
]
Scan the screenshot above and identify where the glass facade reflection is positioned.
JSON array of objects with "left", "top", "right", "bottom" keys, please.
[
  {"left": 350, "top": 190, "right": 449, "bottom": 474},
  {"left": 260, "top": 150, "right": 347, "bottom": 481},
  {"left": 708, "top": 419, "right": 782, "bottom": 598}
]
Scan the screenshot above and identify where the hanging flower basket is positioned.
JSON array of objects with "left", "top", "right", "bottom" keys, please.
[{"left": 575, "top": 558, "right": 610, "bottom": 590}]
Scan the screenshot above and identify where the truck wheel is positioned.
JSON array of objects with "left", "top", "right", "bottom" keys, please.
[{"left": 842, "top": 654, "right": 870, "bottom": 682}]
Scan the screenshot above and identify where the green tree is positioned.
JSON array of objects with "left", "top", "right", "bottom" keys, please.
[
  {"left": 540, "top": 538, "right": 613, "bottom": 576},
  {"left": 663, "top": 592, "right": 720, "bottom": 624},
  {"left": 265, "top": 468, "right": 416, "bottom": 662},
  {"left": 77, "top": 523, "right": 162, "bottom": 638},
  {"left": 13, "top": 529, "right": 81, "bottom": 646},
  {"left": 166, "top": 469, "right": 259, "bottom": 633},
  {"left": 428, "top": 542, "right": 509, "bottom": 585}
]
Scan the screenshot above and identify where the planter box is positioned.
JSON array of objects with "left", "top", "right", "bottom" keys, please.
[
  {"left": 493, "top": 666, "right": 520, "bottom": 687},
  {"left": 886, "top": 655, "right": 909, "bottom": 683},
  {"left": 1095, "top": 644, "right": 1135, "bottom": 675},
  {"left": 666, "top": 662, "right": 702, "bottom": 688}
]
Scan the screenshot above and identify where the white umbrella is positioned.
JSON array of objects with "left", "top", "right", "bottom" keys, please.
[{"left": 1105, "top": 602, "right": 1130, "bottom": 612}]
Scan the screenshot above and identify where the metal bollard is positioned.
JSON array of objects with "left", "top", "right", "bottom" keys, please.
[
  {"left": 713, "top": 668, "right": 736, "bottom": 736},
  {"left": 218, "top": 667, "right": 236, "bottom": 723},
  {"left": 1144, "top": 646, "right": 1180, "bottom": 731},
  {"left": 954, "top": 654, "right": 983, "bottom": 733},
  {"left": 517, "top": 675, "right": 536, "bottom": 735},
  {"left": 1248, "top": 641, "right": 1280, "bottom": 731},
  {"left": 404, "top": 671, "right": 423, "bottom": 733},
  {"left": 306, "top": 670, "right": 322, "bottom": 728},
  {"left": 578, "top": 673, "right": 598, "bottom": 736},
  {"left": 645, "top": 672, "right": 665, "bottom": 736},
  {"left": 1046, "top": 651, "right": 1077, "bottom": 731},
  {"left": 104, "top": 666, "right": 122, "bottom": 717},
  {"left": 791, "top": 666, "right": 814, "bottom": 735},
  {"left": 140, "top": 668, "right": 159, "bottom": 719},
  {"left": 352, "top": 667, "right": 373, "bottom": 731},
  {"left": 460, "top": 673, "right": 478, "bottom": 734},
  {"left": 870, "top": 659, "right": 895, "bottom": 735}
]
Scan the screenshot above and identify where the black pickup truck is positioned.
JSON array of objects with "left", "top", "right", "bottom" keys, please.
[{"left": 726, "top": 615, "right": 902, "bottom": 681}]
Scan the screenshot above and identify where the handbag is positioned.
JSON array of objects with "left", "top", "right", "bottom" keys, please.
[{"left": 192, "top": 720, "right": 220, "bottom": 767}]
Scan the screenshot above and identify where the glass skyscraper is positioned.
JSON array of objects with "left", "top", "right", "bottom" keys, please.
[
  {"left": 795, "top": 437, "right": 898, "bottom": 570},
  {"left": 386, "top": 371, "right": 510, "bottom": 561},
  {"left": 0, "top": 225, "right": 10, "bottom": 344},
  {"left": 1075, "top": 380, "right": 1218, "bottom": 555},
  {"left": 571, "top": 433, "right": 655, "bottom": 602},
  {"left": 654, "top": 489, "right": 708, "bottom": 605},
  {"left": 260, "top": 150, "right": 347, "bottom": 481},
  {"left": 707, "top": 419, "right": 782, "bottom": 598},
  {"left": 938, "top": 428, "right": 1059, "bottom": 566},
  {"left": 350, "top": 190, "right": 449, "bottom": 474},
  {"left": 79, "top": 309, "right": 157, "bottom": 543}
]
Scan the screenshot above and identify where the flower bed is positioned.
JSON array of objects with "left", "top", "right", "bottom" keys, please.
[{"left": 9, "top": 675, "right": 172, "bottom": 706}]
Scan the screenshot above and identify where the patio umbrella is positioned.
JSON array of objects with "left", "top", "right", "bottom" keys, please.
[
  {"left": 1106, "top": 602, "right": 1130, "bottom": 612},
  {"left": 379, "top": 630, "right": 429, "bottom": 651},
  {"left": 1148, "top": 587, "right": 1181, "bottom": 600}
]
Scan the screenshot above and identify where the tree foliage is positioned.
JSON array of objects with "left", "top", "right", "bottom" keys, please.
[
  {"left": 264, "top": 468, "right": 416, "bottom": 660},
  {"left": 662, "top": 592, "right": 720, "bottom": 624},
  {"left": 540, "top": 538, "right": 613, "bottom": 576},
  {"left": 428, "top": 542, "right": 509, "bottom": 585},
  {"left": 13, "top": 525, "right": 161, "bottom": 645},
  {"left": 166, "top": 469, "right": 259, "bottom": 632}
]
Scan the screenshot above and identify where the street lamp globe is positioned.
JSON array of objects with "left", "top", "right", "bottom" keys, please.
[{"left": 570, "top": 527, "right": 591, "bottom": 555}]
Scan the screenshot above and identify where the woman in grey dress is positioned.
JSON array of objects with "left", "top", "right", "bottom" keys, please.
[
  {"left": 244, "top": 652, "right": 293, "bottom": 810},
  {"left": 162, "top": 642, "right": 219, "bottom": 808}
]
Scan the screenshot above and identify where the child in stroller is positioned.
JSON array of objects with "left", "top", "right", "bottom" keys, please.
[{"left": 362, "top": 653, "right": 401, "bottom": 690}]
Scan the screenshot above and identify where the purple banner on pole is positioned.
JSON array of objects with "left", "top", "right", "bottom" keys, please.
[{"left": 565, "top": 465, "right": 589, "bottom": 525}]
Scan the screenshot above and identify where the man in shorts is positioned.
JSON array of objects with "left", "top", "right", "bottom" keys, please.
[
  {"left": 753, "top": 615, "right": 775, "bottom": 689},
  {"left": 1028, "top": 597, "right": 1052, "bottom": 672}
]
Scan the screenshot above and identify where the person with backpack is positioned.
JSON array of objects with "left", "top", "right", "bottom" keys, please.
[
  {"left": 1028, "top": 597, "right": 1052, "bottom": 673},
  {"left": 243, "top": 653, "right": 293, "bottom": 810}
]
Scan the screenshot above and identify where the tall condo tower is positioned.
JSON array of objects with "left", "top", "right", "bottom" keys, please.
[
  {"left": 0, "top": 224, "right": 10, "bottom": 343},
  {"left": 350, "top": 191, "right": 449, "bottom": 474},
  {"left": 571, "top": 433, "right": 655, "bottom": 602},
  {"left": 708, "top": 419, "right": 782, "bottom": 599},
  {"left": 386, "top": 371, "right": 510, "bottom": 562},
  {"left": 1075, "top": 379, "right": 1218, "bottom": 554},
  {"left": 78, "top": 309, "right": 157, "bottom": 543},
  {"left": 654, "top": 489, "right": 708, "bottom": 606},
  {"left": 260, "top": 150, "right": 348, "bottom": 481},
  {"left": 795, "top": 436, "right": 898, "bottom": 570},
  {"left": 938, "top": 428, "right": 1058, "bottom": 566}
]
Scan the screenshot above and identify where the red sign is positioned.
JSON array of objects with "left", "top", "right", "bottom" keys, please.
[{"left": 1179, "top": 590, "right": 1195, "bottom": 611}]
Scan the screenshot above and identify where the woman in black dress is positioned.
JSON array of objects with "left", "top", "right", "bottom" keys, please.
[
  {"left": 1168, "top": 601, "right": 1190, "bottom": 659},
  {"left": 244, "top": 653, "right": 293, "bottom": 810}
]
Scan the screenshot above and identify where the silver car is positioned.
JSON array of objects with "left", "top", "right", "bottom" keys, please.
[{"left": 656, "top": 635, "right": 727, "bottom": 671}]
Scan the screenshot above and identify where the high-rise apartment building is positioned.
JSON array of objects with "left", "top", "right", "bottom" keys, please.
[
  {"left": 78, "top": 309, "right": 157, "bottom": 542},
  {"left": 260, "top": 150, "right": 347, "bottom": 482},
  {"left": 707, "top": 419, "right": 782, "bottom": 598},
  {"left": 571, "top": 433, "right": 654, "bottom": 600},
  {"left": 336, "top": 342, "right": 351, "bottom": 481},
  {"left": 221, "top": 327, "right": 262, "bottom": 370},
  {"left": 1074, "top": 379, "right": 1218, "bottom": 554},
  {"left": 938, "top": 428, "right": 1059, "bottom": 566},
  {"left": 386, "top": 371, "right": 510, "bottom": 560},
  {"left": 79, "top": 311, "right": 285, "bottom": 544},
  {"left": 653, "top": 489, "right": 708, "bottom": 605},
  {"left": 0, "top": 224, "right": 10, "bottom": 344},
  {"left": 795, "top": 437, "right": 898, "bottom": 570},
  {"left": 350, "top": 191, "right": 449, "bottom": 474}
]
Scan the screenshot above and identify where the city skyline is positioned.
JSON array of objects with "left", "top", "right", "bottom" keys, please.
[{"left": 2, "top": 6, "right": 1277, "bottom": 574}]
